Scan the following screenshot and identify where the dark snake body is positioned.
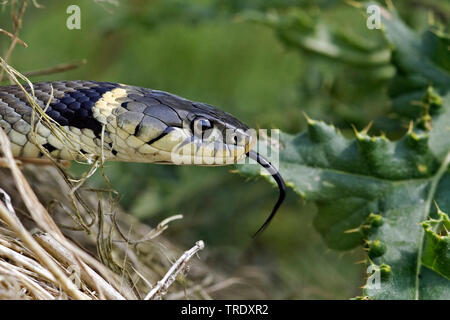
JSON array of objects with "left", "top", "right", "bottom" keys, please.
[
  {"left": 0, "top": 81, "right": 250, "bottom": 163},
  {"left": 0, "top": 80, "right": 285, "bottom": 235}
]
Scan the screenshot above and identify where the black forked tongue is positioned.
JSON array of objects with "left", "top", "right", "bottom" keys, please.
[{"left": 246, "top": 150, "right": 286, "bottom": 237}]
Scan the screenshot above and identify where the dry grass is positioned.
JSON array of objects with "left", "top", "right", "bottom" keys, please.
[
  {"left": 0, "top": 124, "right": 249, "bottom": 299},
  {"left": 0, "top": 59, "right": 220, "bottom": 298},
  {"left": 0, "top": 1, "right": 271, "bottom": 300},
  {"left": 0, "top": 126, "right": 217, "bottom": 299},
  {"left": 0, "top": 1, "right": 212, "bottom": 300}
]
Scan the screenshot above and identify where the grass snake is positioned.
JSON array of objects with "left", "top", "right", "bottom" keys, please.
[{"left": 0, "top": 80, "right": 285, "bottom": 236}]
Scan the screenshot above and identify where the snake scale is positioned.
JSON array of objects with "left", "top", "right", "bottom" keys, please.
[{"left": 0, "top": 80, "right": 285, "bottom": 235}]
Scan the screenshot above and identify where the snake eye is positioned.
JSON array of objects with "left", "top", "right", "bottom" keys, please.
[{"left": 192, "top": 117, "right": 213, "bottom": 136}]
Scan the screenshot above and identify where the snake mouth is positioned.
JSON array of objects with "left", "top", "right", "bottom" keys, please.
[
  {"left": 246, "top": 150, "right": 286, "bottom": 237},
  {"left": 146, "top": 126, "right": 255, "bottom": 166},
  {"left": 170, "top": 137, "right": 248, "bottom": 166}
]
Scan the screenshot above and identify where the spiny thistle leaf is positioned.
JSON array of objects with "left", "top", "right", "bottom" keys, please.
[
  {"left": 376, "top": 3, "right": 450, "bottom": 119},
  {"left": 421, "top": 209, "right": 450, "bottom": 280},
  {"left": 238, "top": 1, "right": 450, "bottom": 299},
  {"left": 241, "top": 8, "right": 392, "bottom": 68},
  {"left": 239, "top": 92, "right": 450, "bottom": 299}
]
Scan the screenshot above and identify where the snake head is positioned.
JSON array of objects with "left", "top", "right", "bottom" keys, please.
[
  {"left": 123, "top": 89, "right": 256, "bottom": 166},
  {"left": 171, "top": 102, "right": 257, "bottom": 166},
  {"left": 0, "top": 80, "right": 284, "bottom": 236},
  {"left": 112, "top": 86, "right": 285, "bottom": 236}
]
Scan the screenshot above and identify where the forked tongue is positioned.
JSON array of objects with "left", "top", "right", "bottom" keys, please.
[{"left": 246, "top": 150, "right": 286, "bottom": 237}]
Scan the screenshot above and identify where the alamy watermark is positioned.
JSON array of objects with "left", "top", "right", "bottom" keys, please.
[
  {"left": 366, "top": 4, "right": 382, "bottom": 30},
  {"left": 365, "top": 264, "right": 381, "bottom": 290},
  {"left": 66, "top": 5, "right": 81, "bottom": 30},
  {"left": 168, "top": 122, "right": 280, "bottom": 176}
]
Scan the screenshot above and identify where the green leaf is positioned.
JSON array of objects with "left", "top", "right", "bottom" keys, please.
[
  {"left": 244, "top": 3, "right": 450, "bottom": 121},
  {"left": 242, "top": 8, "right": 392, "bottom": 68},
  {"left": 375, "top": 4, "right": 450, "bottom": 118},
  {"left": 238, "top": 2, "right": 450, "bottom": 299},
  {"left": 380, "top": 9, "right": 450, "bottom": 88},
  {"left": 239, "top": 94, "right": 450, "bottom": 299},
  {"left": 421, "top": 209, "right": 450, "bottom": 280},
  {"left": 429, "top": 90, "right": 450, "bottom": 162}
]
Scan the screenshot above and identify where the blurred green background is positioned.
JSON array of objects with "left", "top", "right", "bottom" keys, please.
[{"left": 2, "top": 0, "right": 447, "bottom": 299}]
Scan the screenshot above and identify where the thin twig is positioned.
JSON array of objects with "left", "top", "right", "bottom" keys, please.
[
  {"left": 144, "top": 240, "right": 205, "bottom": 300},
  {"left": 0, "top": 0, "right": 27, "bottom": 82},
  {"left": 21, "top": 60, "right": 87, "bottom": 78},
  {"left": 0, "top": 27, "right": 27, "bottom": 47}
]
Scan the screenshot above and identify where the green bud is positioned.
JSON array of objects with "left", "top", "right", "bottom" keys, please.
[{"left": 367, "top": 239, "right": 387, "bottom": 258}]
